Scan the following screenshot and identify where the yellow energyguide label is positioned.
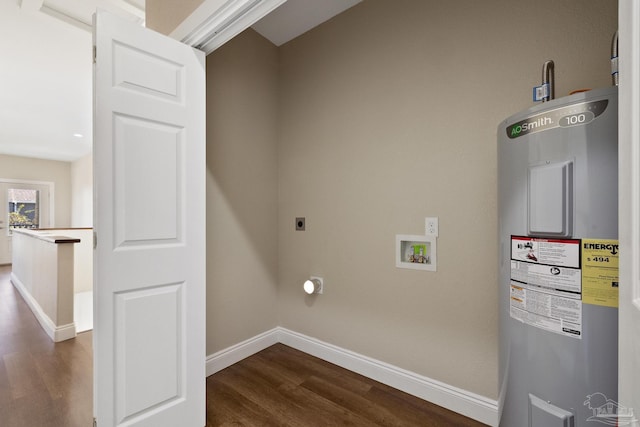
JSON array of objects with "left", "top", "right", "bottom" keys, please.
[{"left": 582, "top": 239, "right": 619, "bottom": 308}]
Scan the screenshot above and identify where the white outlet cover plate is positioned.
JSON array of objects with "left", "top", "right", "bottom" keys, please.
[{"left": 425, "top": 217, "right": 439, "bottom": 237}]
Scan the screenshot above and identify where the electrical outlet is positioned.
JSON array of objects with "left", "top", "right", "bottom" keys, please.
[{"left": 425, "top": 217, "right": 439, "bottom": 236}]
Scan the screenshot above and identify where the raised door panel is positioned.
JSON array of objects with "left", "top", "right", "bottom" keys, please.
[{"left": 94, "top": 10, "right": 205, "bottom": 427}]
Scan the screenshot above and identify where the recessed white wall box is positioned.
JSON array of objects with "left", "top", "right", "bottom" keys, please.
[{"left": 396, "top": 234, "right": 437, "bottom": 271}]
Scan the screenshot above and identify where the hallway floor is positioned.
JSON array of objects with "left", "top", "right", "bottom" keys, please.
[{"left": 0, "top": 265, "right": 93, "bottom": 426}]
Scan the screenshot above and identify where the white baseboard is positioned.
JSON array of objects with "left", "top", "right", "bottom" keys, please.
[
  {"left": 205, "top": 328, "right": 280, "bottom": 376},
  {"left": 206, "top": 327, "right": 499, "bottom": 426},
  {"left": 53, "top": 322, "right": 77, "bottom": 342},
  {"left": 10, "top": 273, "right": 76, "bottom": 342}
]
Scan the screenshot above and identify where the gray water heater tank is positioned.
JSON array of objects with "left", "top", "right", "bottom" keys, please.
[{"left": 498, "top": 87, "right": 618, "bottom": 427}]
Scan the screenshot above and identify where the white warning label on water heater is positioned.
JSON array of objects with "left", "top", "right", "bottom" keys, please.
[
  {"left": 509, "top": 236, "right": 582, "bottom": 339},
  {"left": 511, "top": 236, "right": 580, "bottom": 268}
]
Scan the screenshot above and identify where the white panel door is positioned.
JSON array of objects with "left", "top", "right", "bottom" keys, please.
[
  {"left": 619, "top": 1, "right": 640, "bottom": 424},
  {"left": 93, "top": 10, "right": 205, "bottom": 427}
]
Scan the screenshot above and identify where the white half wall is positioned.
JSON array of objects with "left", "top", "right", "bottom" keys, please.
[{"left": 10, "top": 230, "right": 78, "bottom": 342}]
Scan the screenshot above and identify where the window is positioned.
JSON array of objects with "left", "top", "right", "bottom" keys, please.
[{"left": 7, "top": 188, "right": 39, "bottom": 231}]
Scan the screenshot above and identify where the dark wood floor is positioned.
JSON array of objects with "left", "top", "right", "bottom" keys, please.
[
  {"left": 0, "top": 265, "right": 486, "bottom": 426},
  {"left": 207, "top": 343, "right": 486, "bottom": 427},
  {"left": 0, "top": 265, "right": 93, "bottom": 427}
]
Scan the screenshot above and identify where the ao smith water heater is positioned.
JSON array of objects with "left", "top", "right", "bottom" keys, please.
[{"left": 498, "top": 49, "right": 619, "bottom": 426}]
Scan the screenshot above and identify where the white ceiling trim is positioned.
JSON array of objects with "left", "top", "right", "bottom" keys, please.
[
  {"left": 17, "top": 0, "right": 43, "bottom": 11},
  {"left": 40, "top": 2, "right": 93, "bottom": 32},
  {"left": 22, "top": 0, "right": 145, "bottom": 32},
  {"left": 123, "top": 0, "right": 144, "bottom": 12},
  {"left": 170, "top": 0, "right": 286, "bottom": 54}
]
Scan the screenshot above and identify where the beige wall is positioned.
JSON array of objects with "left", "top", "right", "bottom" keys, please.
[
  {"left": 205, "top": 29, "right": 280, "bottom": 354},
  {"left": 0, "top": 154, "right": 71, "bottom": 227},
  {"left": 146, "top": 0, "right": 206, "bottom": 35},
  {"left": 148, "top": 0, "right": 617, "bottom": 400},
  {"left": 71, "top": 153, "right": 92, "bottom": 228},
  {"left": 276, "top": 0, "right": 616, "bottom": 399}
]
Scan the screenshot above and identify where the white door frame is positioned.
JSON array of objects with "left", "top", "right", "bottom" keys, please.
[
  {"left": 168, "top": 0, "right": 286, "bottom": 53},
  {"left": 618, "top": 0, "right": 640, "bottom": 420}
]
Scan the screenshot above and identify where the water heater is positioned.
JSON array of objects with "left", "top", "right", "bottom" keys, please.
[{"left": 498, "top": 86, "right": 618, "bottom": 426}]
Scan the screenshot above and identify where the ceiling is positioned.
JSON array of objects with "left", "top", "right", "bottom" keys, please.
[
  {"left": 0, "top": 0, "right": 143, "bottom": 162},
  {"left": 0, "top": 0, "right": 360, "bottom": 162},
  {"left": 253, "top": 0, "right": 360, "bottom": 47}
]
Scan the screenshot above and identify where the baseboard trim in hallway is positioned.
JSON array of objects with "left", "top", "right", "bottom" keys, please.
[
  {"left": 10, "top": 272, "right": 76, "bottom": 342},
  {"left": 206, "top": 327, "right": 499, "bottom": 426}
]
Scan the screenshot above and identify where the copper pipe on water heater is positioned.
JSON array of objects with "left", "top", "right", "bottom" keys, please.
[
  {"left": 542, "top": 60, "right": 555, "bottom": 102},
  {"left": 611, "top": 31, "right": 619, "bottom": 86}
]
